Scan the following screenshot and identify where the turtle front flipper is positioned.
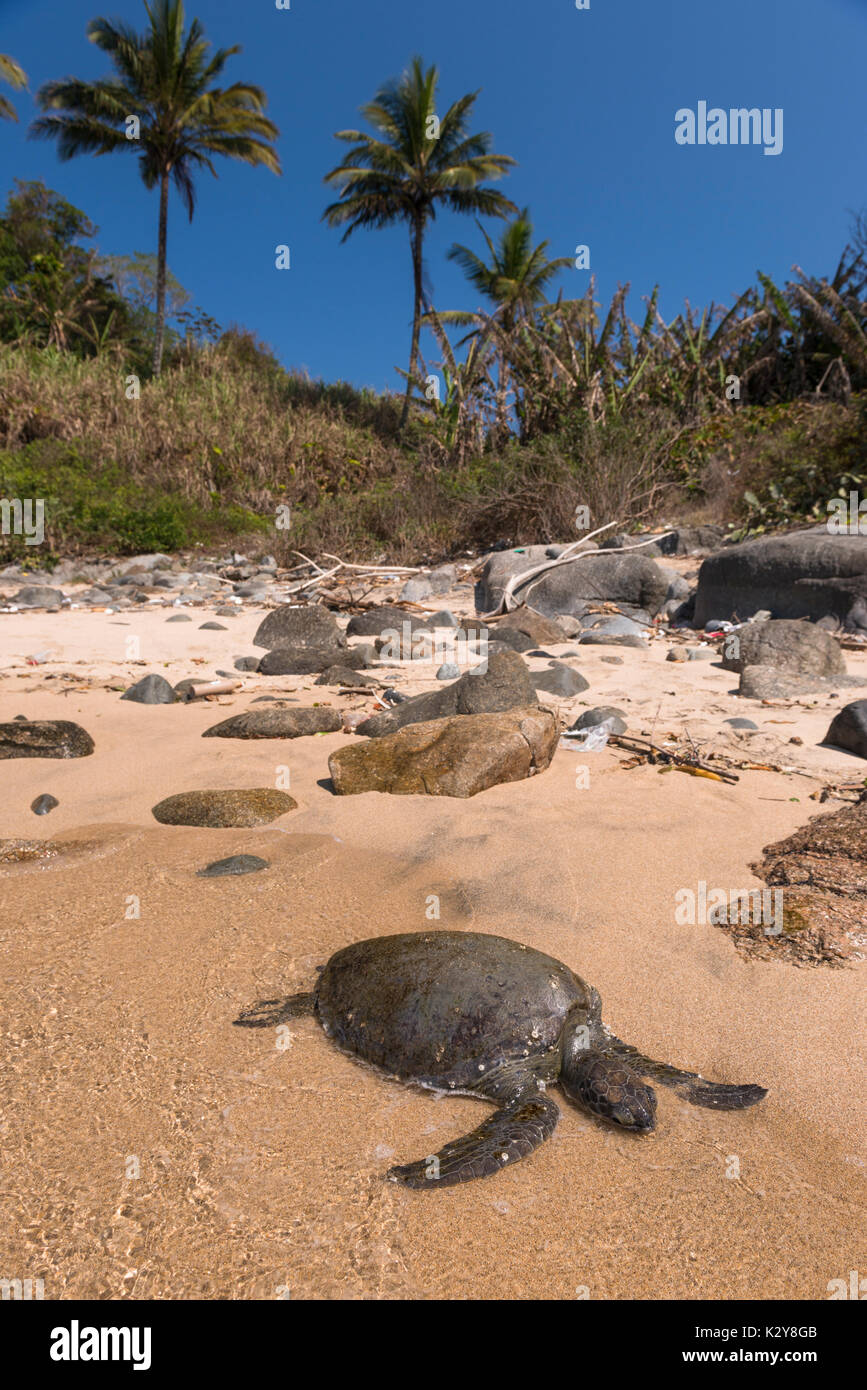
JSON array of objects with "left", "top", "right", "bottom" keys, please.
[
  {"left": 602, "top": 1036, "right": 767, "bottom": 1111},
  {"left": 675, "top": 1079, "right": 767, "bottom": 1110},
  {"left": 233, "top": 993, "right": 316, "bottom": 1028},
  {"left": 387, "top": 1093, "right": 559, "bottom": 1190}
]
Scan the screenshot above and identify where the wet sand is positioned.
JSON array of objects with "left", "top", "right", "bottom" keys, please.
[{"left": 1, "top": 597, "right": 865, "bottom": 1299}]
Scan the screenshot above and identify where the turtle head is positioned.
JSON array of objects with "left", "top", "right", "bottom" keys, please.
[{"left": 561, "top": 1041, "right": 657, "bottom": 1132}]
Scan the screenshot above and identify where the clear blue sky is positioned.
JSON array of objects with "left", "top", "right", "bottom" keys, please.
[{"left": 1, "top": 0, "right": 864, "bottom": 392}]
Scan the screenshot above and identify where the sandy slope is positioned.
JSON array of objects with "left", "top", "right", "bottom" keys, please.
[{"left": 0, "top": 595, "right": 865, "bottom": 1300}]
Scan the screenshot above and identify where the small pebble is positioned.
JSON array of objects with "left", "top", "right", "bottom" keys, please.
[{"left": 31, "top": 794, "right": 59, "bottom": 816}]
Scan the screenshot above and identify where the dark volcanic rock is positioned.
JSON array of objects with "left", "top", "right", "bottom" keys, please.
[
  {"left": 202, "top": 708, "right": 342, "bottom": 739},
  {"left": 329, "top": 708, "right": 558, "bottom": 798},
  {"left": 258, "top": 645, "right": 369, "bottom": 676},
  {"left": 31, "top": 793, "right": 59, "bottom": 815},
  {"left": 152, "top": 788, "right": 296, "bottom": 827},
  {"left": 121, "top": 673, "right": 177, "bottom": 704},
  {"left": 0, "top": 720, "right": 94, "bottom": 759},
  {"left": 532, "top": 662, "right": 590, "bottom": 697},
  {"left": 823, "top": 700, "right": 867, "bottom": 759},
  {"left": 346, "top": 606, "right": 428, "bottom": 637},
  {"left": 356, "top": 650, "right": 537, "bottom": 738},
  {"left": 253, "top": 604, "right": 344, "bottom": 651},
  {"left": 720, "top": 619, "right": 845, "bottom": 677},
  {"left": 694, "top": 527, "right": 867, "bottom": 628}
]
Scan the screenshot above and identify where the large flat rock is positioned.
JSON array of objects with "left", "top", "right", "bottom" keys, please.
[
  {"left": 202, "top": 709, "right": 343, "bottom": 739},
  {"left": 329, "top": 707, "right": 558, "bottom": 798}
]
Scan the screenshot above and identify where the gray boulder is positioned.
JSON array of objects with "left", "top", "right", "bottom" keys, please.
[
  {"left": 475, "top": 545, "right": 566, "bottom": 613},
  {"left": 522, "top": 553, "right": 669, "bottom": 619},
  {"left": 12, "top": 585, "right": 64, "bottom": 609},
  {"left": 719, "top": 619, "right": 846, "bottom": 677},
  {"left": 823, "top": 700, "right": 867, "bottom": 759},
  {"left": 694, "top": 528, "right": 867, "bottom": 628}
]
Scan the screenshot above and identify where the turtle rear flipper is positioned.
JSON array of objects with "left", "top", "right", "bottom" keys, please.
[
  {"left": 388, "top": 1093, "right": 559, "bottom": 1190},
  {"left": 603, "top": 1036, "right": 767, "bottom": 1111}
]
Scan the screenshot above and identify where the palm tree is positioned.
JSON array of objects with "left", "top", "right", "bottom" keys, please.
[
  {"left": 445, "top": 208, "right": 573, "bottom": 436},
  {"left": 31, "top": 0, "right": 280, "bottom": 376},
  {"left": 0, "top": 55, "right": 27, "bottom": 122},
  {"left": 323, "top": 55, "right": 516, "bottom": 430}
]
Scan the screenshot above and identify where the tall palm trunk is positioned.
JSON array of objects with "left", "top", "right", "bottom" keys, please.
[
  {"left": 152, "top": 167, "right": 170, "bottom": 378},
  {"left": 401, "top": 215, "right": 424, "bottom": 431}
]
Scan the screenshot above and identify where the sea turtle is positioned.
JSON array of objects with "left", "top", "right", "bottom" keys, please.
[{"left": 235, "top": 931, "right": 767, "bottom": 1189}]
